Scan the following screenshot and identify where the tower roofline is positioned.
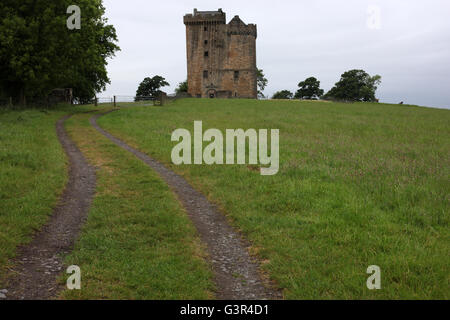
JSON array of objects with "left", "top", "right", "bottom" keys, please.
[{"left": 184, "top": 8, "right": 226, "bottom": 25}]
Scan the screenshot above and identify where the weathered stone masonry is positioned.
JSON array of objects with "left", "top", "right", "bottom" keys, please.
[{"left": 184, "top": 9, "right": 257, "bottom": 99}]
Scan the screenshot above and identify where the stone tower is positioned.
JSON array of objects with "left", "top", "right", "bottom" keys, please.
[{"left": 183, "top": 9, "right": 257, "bottom": 99}]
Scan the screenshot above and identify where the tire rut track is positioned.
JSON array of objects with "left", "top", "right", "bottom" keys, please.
[
  {"left": 91, "top": 112, "right": 281, "bottom": 300},
  {"left": 3, "top": 114, "right": 96, "bottom": 300}
]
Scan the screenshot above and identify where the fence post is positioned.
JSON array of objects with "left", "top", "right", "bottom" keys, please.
[
  {"left": 114, "top": 95, "right": 116, "bottom": 107},
  {"left": 156, "top": 92, "right": 167, "bottom": 106}
]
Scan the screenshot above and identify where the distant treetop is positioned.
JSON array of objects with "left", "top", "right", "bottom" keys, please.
[
  {"left": 323, "top": 69, "right": 381, "bottom": 102},
  {"left": 295, "top": 77, "right": 324, "bottom": 100}
]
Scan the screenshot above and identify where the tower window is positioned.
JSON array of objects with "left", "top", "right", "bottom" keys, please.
[
  {"left": 204, "top": 26, "right": 208, "bottom": 31},
  {"left": 203, "top": 70, "right": 208, "bottom": 79},
  {"left": 204, "top": 51, "right": 209, "bottom": 57},
  {"left": 204, "top": 40, "right": 208, "bottom": 45},
  {"left": 234, "top": 71, "right": 240, "bottom": 80}
]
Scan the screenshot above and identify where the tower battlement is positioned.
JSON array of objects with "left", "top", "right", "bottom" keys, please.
[
  {"left": 227, "top": 15, "right": 257, "bottom": 38},
  {"left": 183, "top": 8, "right": 226, "bottom": 25}
]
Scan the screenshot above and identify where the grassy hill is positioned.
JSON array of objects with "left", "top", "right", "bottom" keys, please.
[
  {"left": 97, "top": 99, "right": 449, "bottom": 299},
  {"left": 0, "top": 99, "right": 448, "bottom": 299}
]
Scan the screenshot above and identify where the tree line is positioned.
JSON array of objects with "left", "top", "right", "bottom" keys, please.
[
  {"left": 169, "top": 68, "right": 381, "bottom": 103},
  {"left": 0, "top": 0, "right": 119, "bottom": 106},
  {"left": 271, "top": 69, "right": 381, "bottom": 102}
]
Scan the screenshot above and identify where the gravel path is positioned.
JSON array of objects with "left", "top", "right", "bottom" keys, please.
[
  {"left": 91, "top": 112, "right": 281, "bottom": 300},
  {"left": 2, "top": 115, "right": 96, "bottom": 300}
]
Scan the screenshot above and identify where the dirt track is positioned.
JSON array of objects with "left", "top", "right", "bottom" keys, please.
[
  {"left": 91, "top": 112, "right": 281, "bottom": 300},
  {"left": 3, "top": 115, "right": 96, "bottom": 300},
  {"left": 2, "top": 111, "right": 280, "bottom": 300}
]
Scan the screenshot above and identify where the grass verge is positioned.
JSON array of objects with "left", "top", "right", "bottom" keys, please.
[{"left": 0, "top": 107, "right": 75, "bottom": 285}]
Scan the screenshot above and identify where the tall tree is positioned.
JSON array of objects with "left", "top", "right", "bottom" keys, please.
[
  {"left": 294, "top": 77, "right": 324, "bottom": 100},
  {"left": 0, "top": 0, "right": 119, "bottom": 105},
  {"left": 257, "top": 68, "right": 268, "bottom": 99},
  {"left": 175, "top": 80, "right": 188, "bottom": 95},
  {"left": 272, "top": 90, "right": 293, "bottom": 99},
  {"left": 323, "top": 69, "right": 381, "bottom": 102},
  {"left": 135, "top": 76, "right": 169, "bottom": 101}
]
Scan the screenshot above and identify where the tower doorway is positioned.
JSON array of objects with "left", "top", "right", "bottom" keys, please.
[{"left": 207, "top": 89, "right": 217, "bottom": 98}]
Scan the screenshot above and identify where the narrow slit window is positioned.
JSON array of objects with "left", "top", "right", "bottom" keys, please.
[
  {"left": 204, "top": 40, "right": 208, "bottom": 45},
  {"left": 203, "top": 70, "right": 208, "bottom": 79},
  {"left": 234, "top": 71, "right": 240, "bottom": 80},
  {"left": 204, "top": 26, "right": 208, "bottom": 31}
]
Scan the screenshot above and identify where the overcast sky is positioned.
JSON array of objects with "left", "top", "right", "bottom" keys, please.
[{"left": 101, "top": 0, "right": 450, "bottom": 109}]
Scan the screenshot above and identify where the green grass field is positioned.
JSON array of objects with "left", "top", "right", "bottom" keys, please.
[
  {"left": 96, "top": 99, "right": 450, "bottom": 299},
  {"left": 0, "top": 99, "right": 448, "bottom": 299},
  {"left": 0, "top": 108, "right": 70, "bottom": 284}
]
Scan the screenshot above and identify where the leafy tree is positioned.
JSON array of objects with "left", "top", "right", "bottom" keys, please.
[
  {"left": 272, "top": 90, "right": 293, "bottom": 99},
  {"left": 135, "top": 76, "right": 169, "bottom": 101},
  {"left": 323, "top": 69, "right": 381, "bottom": 102},
  {"left": 175, "top": 80, "right": 188, "bottom": 95},
  {"left": 257, "top": 68, "right": 268, "bottom": 99},
  {"left": 0, "top": 0, "right": 119, "bottom": 105},
  {"left": 294, "top": 77, "right": 324, "bottom": 100}
]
